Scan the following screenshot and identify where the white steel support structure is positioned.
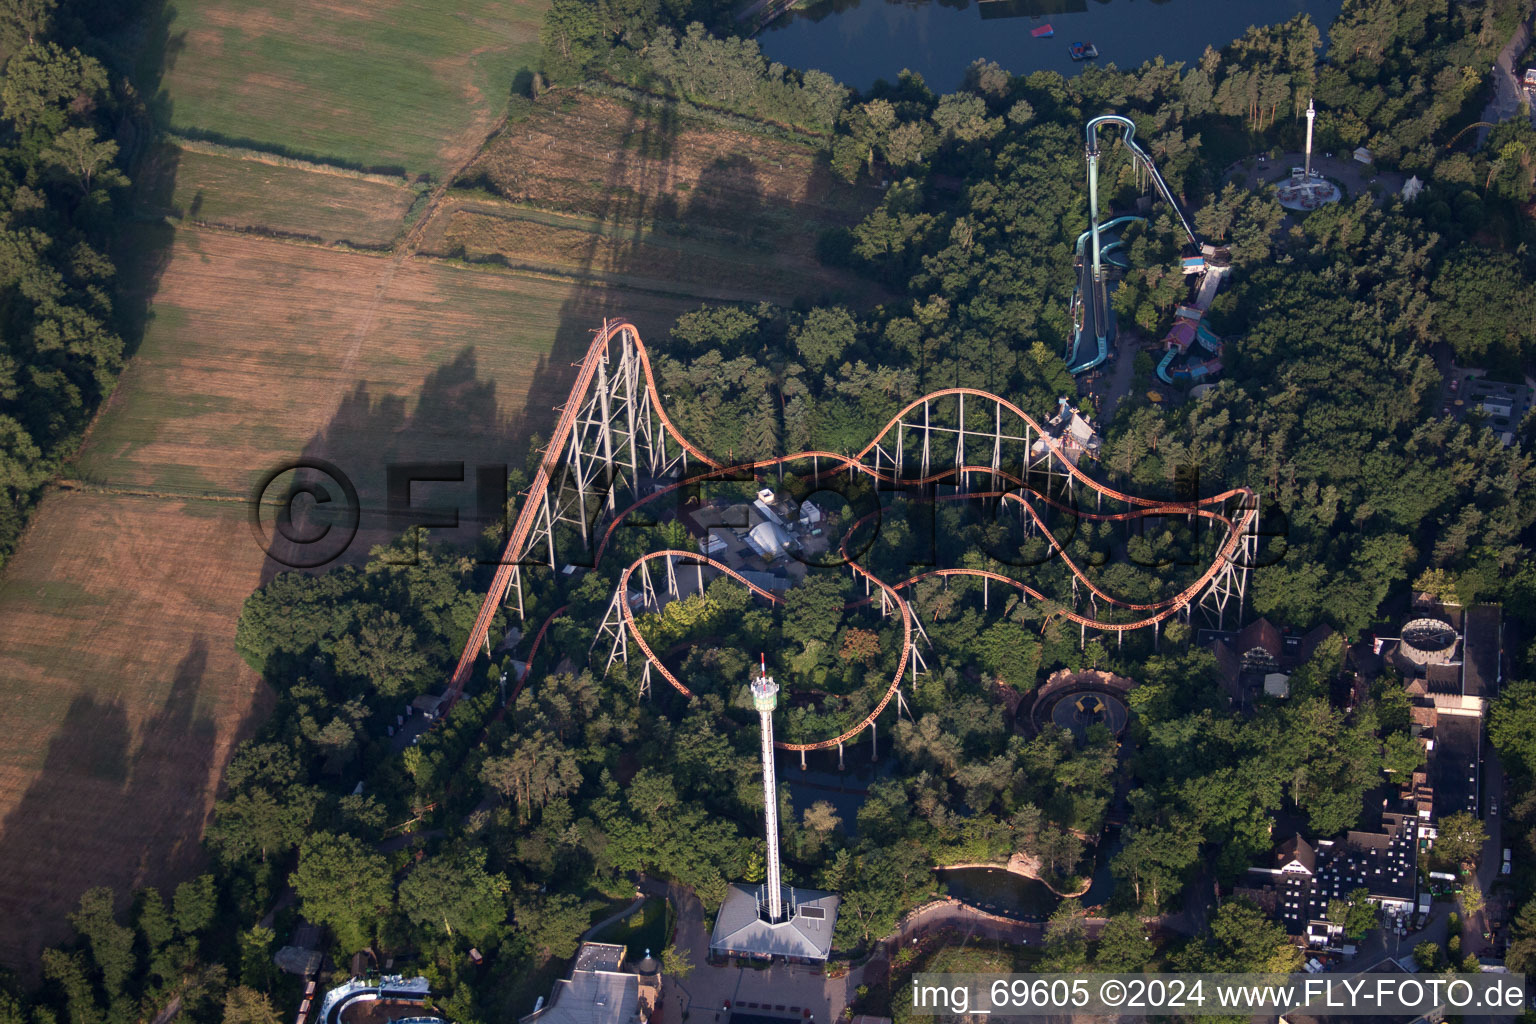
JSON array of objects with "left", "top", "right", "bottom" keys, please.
[
  {"left": 1197, "top": 500, "right": 1258, "bottom": 630},
  {"left": 751, "top": 657, "right": 784, "bottom": 923},
  {"left": 510, "top": 322, "right": 689, "bottom": 621}
]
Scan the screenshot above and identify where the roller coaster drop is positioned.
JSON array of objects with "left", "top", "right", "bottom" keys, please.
[{"left": 445, "top": 320, "right": 1258, "bottom": 760}]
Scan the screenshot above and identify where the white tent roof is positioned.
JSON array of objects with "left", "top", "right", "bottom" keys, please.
[{"left": 746, "top": 520, "right": 790, "bottom": 559}]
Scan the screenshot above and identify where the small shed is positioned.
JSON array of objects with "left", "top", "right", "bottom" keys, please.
[{"left": 1352, "top": 146, "right": 1373, "bottom": 164}]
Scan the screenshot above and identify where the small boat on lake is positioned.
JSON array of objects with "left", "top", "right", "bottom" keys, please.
[
  {"left": 1068, "top": 40, "right": 1099, "bottom": 60},
  {"left": 1031, "top": 23, "right": 1054, "bottom": 37}
]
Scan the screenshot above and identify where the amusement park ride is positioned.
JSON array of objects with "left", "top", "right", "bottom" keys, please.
[
  {"left": 1068, "top": 113, "right": 1230, "bottom": 377},
  {"left": 441, "top": 313, "right": 1260, "bottom": 763},
  {"left": 1275, "top": 99, "right": 1343, "bottom": 212}
]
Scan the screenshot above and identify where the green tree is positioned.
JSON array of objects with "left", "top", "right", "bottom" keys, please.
[
  {"left": 0, "top": 42, "right": 108, "bottom": 133},
  {"left": 221, "top": 987, "right": 280, "bottom": 1024},
  {"left": 1381, "top": 732, "right": 1425, "bottom": 778},
  {"left": 292, "top": 833, "right": 393, "bottom": 953},
  {"left": 791, "top": 307, "right": 857, "bottom": 370},
  {"left": 1180, "top": 898, "right": 1302, "bottom": 972},
  {"left": 513, "top": 891, "right": 592, "bottom": 961},
  {"left": 480, "top": 731, "right": 582, "bottom": 822},
  {"left": 0, "top": 0, "right": 55, "bottom": 50},
  {"left": 1112, "top": 818, "right": 1201, "bottom": 910},
  {"left": 1094, "top": 913, "right": 1154, "bottom": 971},
  {"left": 206, "top": 785, "right": 320, "bottom": 864},
  {"left": 1412, "top": 939, "right": 1442, "bottom": 971},
  {"left": 134, "top": 888, "right": 174, "bottom": 950},
  {"left": 39, "top": 127, "right": 125, "bottom": 196},
  {"left": 660, "top": 941, "right": 693, "bottom": 979},
  {"left": 1339, "top": 887, "right": 1378, "bottom": 939},
  {"left": 398, "top": 846, "right": 510, "bottom": 942},
  {"left": 69, "top": 888, "right": 133, "bottom": 997},
  {"left": 539, "top": 0, "right": 603, "bottom": 85},
  {"left": 1435, "top": 812, "right": 1488, "bottom": 867},
  {"left": 1490, "top": 680, "right": 1536, "bottom": 781},
  {"left": 239, "top": 925, "right": 277, "bottom": 990},
  {"left": 331, "top": 609, "right": 431, "bottom": 695},
  {"left": 41, "top": 950, "right": 100, "bottom": 1024},
  {"left": 1040, "top": 900, "right": 1088, "bottom": 972},
  {"left": 1431, "top": 247, "right": 1536, "bottom": 367},
  {"left": 173, "top": 875, "right": 218, "bottom": 938}
]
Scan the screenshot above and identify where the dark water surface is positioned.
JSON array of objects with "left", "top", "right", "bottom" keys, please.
[
  {"left": 759, "top": 0, "right": 1344, "bottom": 92},
  {"left": 937, "top": 866, "right": 1062, "bottom": 919}
]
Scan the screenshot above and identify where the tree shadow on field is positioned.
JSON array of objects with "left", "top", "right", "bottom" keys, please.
[
  {"left": 113, "top": 0, "right": 183, "bottom": 362},
  {"left": 0, "top": 641, "right": 223, "bottom": 978},
  {"left": 259, "top": 346, "right": 529, "bottom": 583}
]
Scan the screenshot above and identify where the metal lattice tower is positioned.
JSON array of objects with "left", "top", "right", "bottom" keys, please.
[
  {"left": 751, "top": 656, "right": 784, "bottom": 923},
  {"left": 505, "top": 321, "right": 689, "bottom": 622}
]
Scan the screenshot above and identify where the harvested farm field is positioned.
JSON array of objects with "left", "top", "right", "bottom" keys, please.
[
  {"left": 0, "top": 223, "right": 702, "bottom": 967},
  {"left": 422, "top": 92, "right": 885, "bottom": 305},
  {"left": 138, "top": 142, "right": 423, "bottom": 248}
]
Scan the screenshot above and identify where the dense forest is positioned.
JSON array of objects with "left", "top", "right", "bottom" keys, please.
[
  {"left": 10, "top": 0, "right": 1536, "bottom": 1021},
  {"left": 0, "top": 0, "right": 147, "bottom": 564}
]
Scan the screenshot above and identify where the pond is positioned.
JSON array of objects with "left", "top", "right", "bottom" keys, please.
[
  {"left": 937, "top": 866, "right": 1062, "bottom": 920},
  {"left": 758, "top": 0, "right": 1345, "bottom": 93}
]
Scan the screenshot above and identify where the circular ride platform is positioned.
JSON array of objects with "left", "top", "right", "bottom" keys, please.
[{"left": 1276, "top": 170, "right": 1341, "bottom": 212}]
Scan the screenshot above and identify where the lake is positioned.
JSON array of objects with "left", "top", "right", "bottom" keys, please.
[
  {"left": 758, "top": 0, "right": 1344, "bottom": 93},
  {"left": 937, "top": 866, "right": 1062, "bottom": 919}
]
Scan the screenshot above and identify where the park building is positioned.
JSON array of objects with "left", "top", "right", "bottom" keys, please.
[
  {"left": 1030, "top": 397, "right": 1101, "bottom": 465},
  {"left": 1206, "top": 616, "right": 1335, "bottom": 712},
  {"left": 1374, "top": 599, "right": 1500, "bottom": 847},
  {"left": 1238, "top": 812, "right": 1418, "bottom": 951},
  {"left": 681, "top": 486, "right": 828, "bottom": 582},
  {"left": 520, "top": 943, "right": 661, "bottom": 1024},
  {"left": 709, "top": 884, "right": 841, "bottom": 964}
]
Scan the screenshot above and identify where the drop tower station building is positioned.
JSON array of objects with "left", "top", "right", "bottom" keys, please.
[{"left": 709, "top": 658, "right": 840, "bottom": 965}]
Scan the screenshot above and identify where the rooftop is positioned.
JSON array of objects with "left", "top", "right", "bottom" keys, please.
[
  {"left": 709, "top": 884, "right": 840, "bottom": 962},
  {"left": 1461, "top": 605, "right": 1501, "bottom": 699},
  {"left": 521, "top": 943, "right": 648, "bottom": 1024},
  {"left": 1428, "top": 712, "right": 1480, "bottom": 820}
]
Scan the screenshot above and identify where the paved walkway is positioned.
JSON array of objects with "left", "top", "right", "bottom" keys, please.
[
  {"left": 581, "top": 893, "right": 648, "bottom": 943},
  {"left": 1478, "top": 11, "right": 1535, "bottom": 147},
  {"left": 1225, "top": 153, "right": 1404, "bottom": 205}
]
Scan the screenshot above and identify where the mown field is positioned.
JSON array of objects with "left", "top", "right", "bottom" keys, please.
[
  {"left": 0, "top": 224, "right": 704, "bottom": 966},
  {"left": 138, "top": 142, "right": 422, "bottom": 247},
  {"left": 425, "top": 93, "right": 883, "bottom": 305},
  {"left": 147, "top": 0, "right": 546, "bottom": 178}
]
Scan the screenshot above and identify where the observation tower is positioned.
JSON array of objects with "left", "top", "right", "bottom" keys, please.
[
  {"left": 708, "top": 656, "right": 841, "bottom": 964},
  {"left": 751, "top": 656, "right": 785, "bottom": 922}
]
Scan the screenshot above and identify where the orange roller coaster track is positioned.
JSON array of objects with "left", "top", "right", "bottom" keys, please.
[{"left": 446, "top": 320, "right": 1258, "bottom": 749}]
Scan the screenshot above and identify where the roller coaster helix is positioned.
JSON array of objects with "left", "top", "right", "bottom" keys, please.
[{"left": 445, "top": 319, "right": 1259, "bottom": 756}]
